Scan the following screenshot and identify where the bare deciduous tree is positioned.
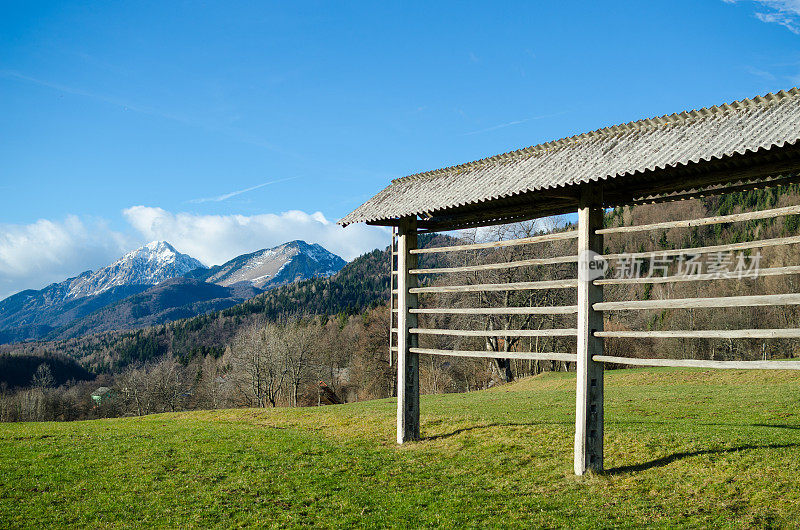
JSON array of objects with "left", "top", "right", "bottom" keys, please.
[
  {"left": 228, "top": 324, "right": 287, "bottom": 407},
  {"left": 32, "top": 363, "right": 55, "bottom": 389},
  {"left": 280, "top": 323, "right": 319, "bottom": 407}
]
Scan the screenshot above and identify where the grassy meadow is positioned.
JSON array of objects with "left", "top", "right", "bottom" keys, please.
[{"left": 1, "top": 368, "right": 799, "bottom": 528}]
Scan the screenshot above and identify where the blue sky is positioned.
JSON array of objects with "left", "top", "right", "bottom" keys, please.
[{"left": 1, "top": 0, "right": 800, "bottom": 298}]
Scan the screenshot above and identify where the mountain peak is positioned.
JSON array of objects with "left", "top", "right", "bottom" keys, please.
[
  {"left": 63, "top": 242, "right": 205, "bottom": 300},
  {"left": 282, "top": 240, "right": 309, "bottom": 249},
  {"left": 144, "top": 240, "right": 177, "bottom": 252},
  {"left": 125, "top": 241, "right": 179, "bottom": 263},
  {"left": 199, "top": 240, "right": 346, "bottom": 289}
]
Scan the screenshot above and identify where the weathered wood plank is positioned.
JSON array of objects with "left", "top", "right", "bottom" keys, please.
[
  {"left": 396, "top": 217, "right": 420, "bottom": 443},
  {"left": 410, "top": 328, "right": 578, "bottom": 337},
  {"left": 389, "top": 228, "right": 397, "bottom": 368},
  {"left": 605, "top": 156, "right": 800, "bottom": 209},
  {"left": 410, "top": 279, "right": 578, "bottom": 294},
  {"left": 596, "top": 329, "right": 800, "bottom": 339},
  {"left": 416, "top": 201, "right": 578, "bottom": 233},
  {"left": 594, "top": 265, "right": 800, "bottom": 285},
  {"left": 410, "top": 305, "right": 579, "bottom": 315},
  {"left": 618, "top": 173, "right": 800, "bottom": 207},
  {"left": 409, "top": 230, "right": 578, "bottom": 254},
  {"left": 410, "top": 347, "right": 577, "bottom": 362},
  {"left": 598, "top": 204, "right": 800, "bottom": 235},
  {"left": 602, "top": 234, "right": 800, "bottom": 261},
  {"left": 593, "top": 293, "right": 800, "bottom": 311},
  {"left": 410, "top": 255, "right": 577, "bottom": 274},
  {"left": 575, "top": 182, "right": 604, "bottom": 475},
  {"left": 593, "top": 355, "right": 800, "bottom": 370}
]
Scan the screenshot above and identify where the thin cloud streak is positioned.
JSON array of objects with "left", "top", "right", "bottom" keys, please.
[
  {"left": 189, "top": 177, "right": 299, "bottom": 204},
  {"left": 461, "top": 111, "right": 570, "bottom": 136},
  {"left": 744, "top": 65, "right": 778, "bottom": 80}
]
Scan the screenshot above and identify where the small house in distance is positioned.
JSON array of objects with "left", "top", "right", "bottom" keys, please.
[{"left": 91, "top": 387, "right": 113, "bottom": 405}]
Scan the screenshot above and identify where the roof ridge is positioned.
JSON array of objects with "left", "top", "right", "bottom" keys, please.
[{"left": 392, "top": 88, "right": 800, "bottom": 184}]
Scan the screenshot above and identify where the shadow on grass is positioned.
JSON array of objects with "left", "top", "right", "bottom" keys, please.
[
  {"left": 424, "top": 421, "right": 800, "bottom": 442},
  {"left": 423, "top": 421, "right": 568, "bottom": 441},
  {"left": 605, "top": 442, "right": 800, "bottom": 475},
  {"left": 614, "top": 420, "right": 800, "bottom": 430}
]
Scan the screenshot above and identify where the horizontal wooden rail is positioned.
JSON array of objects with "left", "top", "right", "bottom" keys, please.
[
  {"left": 410, "top": 255, "right": 577, "bottom": 275},
  {"left": 596, "top": 329, "right": 800, "bottom": 339},
  {"left": 602, "top": 234, "right": 800, "bottom": 261},
  {"left": 410, "top": 305, "right": 578, "bottom": 315},
  {"left": 410, "top": 279, "right": 578, "bottom": 294},
  {"left": 623, "top": 174, "right": 800, "bottom": 207},
  {"left": 411, "top": 347, "right": 577, "bottom": 362},
  {"left": 593, "top": 355, "right": 800, "bottom": 370},
  {"left": 594, "top": 293, "right": 800, "bottom": 311},
  {"left": 410, "top": 230, "right": 578, "bottom": 254},
  {"left": 410, "top": 328, "right": 578, "bottom": 337},
  {"left": 594, "top": 265, "right": 800, "bottom": 285},
  {"left": 598, "top": 204, "right": 800, "bottom": 235}
]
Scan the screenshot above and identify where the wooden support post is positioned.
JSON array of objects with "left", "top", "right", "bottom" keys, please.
[
  {"left": 396, "top": 217, "right": 420, "bottom": 443},
  {"left": 574, "top": 183, "right": 604, "bottom": 475},
  {"left": 389, "top": 227, "right": 397, "bottom": 368}
]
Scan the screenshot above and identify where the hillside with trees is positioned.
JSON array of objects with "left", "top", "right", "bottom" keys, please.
[
  {"left": 0, "top": 245, "right": 395, "bottom": 373},
  {"left": 2, "top": 187, "right": 800, "bottom": 422}
]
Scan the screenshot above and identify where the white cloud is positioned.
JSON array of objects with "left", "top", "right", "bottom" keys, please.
[
  {"left": 725, "top": 0, "right": 800, "bottom": 33},
  {"left": 0, "top": 216, "right": 131, "bottom": 299},
  {"left": 0, "top": 207, "right": 388, "bottom": 300},
  {"left": 122, "top": 206, "right": 390, "bottom": 265},
  {"left": 755, "top": 10, "right": 800, "bottom": 33}
]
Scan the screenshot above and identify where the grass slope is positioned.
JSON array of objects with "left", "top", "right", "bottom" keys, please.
[{"left": 2, "top": 368, "right": 799, "bottom": 528}]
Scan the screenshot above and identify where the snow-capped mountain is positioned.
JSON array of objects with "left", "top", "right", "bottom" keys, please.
[
  {"left": 194, "top": 240, "right": 346, "bottom": 289},
  {"left": 0, "top": 240, "right": 346, "bottom": 344},
  {"left": 64, "top": 241, "right": 205, "bottom": 300},
  {"left": 0, "top": 241, "right": 206, "bottom": 343}
]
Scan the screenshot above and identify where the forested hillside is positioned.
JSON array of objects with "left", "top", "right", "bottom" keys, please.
[
  {"left": 0, "top": 353, "right": 91, "bottom": 389},
  {"left": 0, "top": 233, "right": 461, "bottom": 374},
  {"left": 48, "top": 279, "right": 264, "bottom": 341},
  {"left": 0, "top": 246, "right": 394, "bottom": 372}
]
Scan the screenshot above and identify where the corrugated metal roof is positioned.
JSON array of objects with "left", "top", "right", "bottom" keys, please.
[{"left": 339, "top": 89, "right": 800, "bottom": 226}]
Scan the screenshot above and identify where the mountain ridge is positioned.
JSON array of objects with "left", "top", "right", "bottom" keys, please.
[
  {"left": 0, "top": 239, "right": 347, "bottom": 344},
  {"left": 189, "top": 240, "right": 345, "bottom": 289},
  {"left": 49, "top": 277, "right": 263, "bottom": 340},
  {"left": 0, "top": 243, "right": 394, "bottom": 370}
]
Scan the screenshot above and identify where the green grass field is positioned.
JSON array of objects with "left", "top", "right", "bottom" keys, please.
[{"left": 2, "top": 368, "right": 799, "bottom": 528}]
